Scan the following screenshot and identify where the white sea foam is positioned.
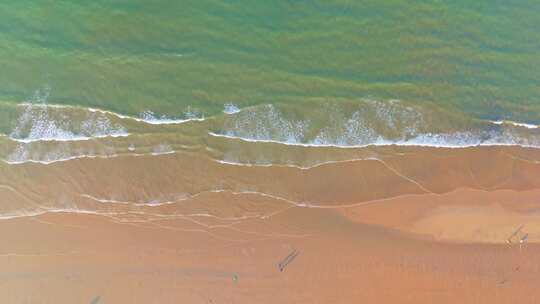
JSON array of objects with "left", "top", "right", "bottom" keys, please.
[
  {"left": 210, "top": 100, "right": 540, "bottom": 149},
  {"left": 209, "top": 131, "right": 540, "bottom": 149},
  {"left": 138, "top": 110, "right": 205, "bottom": 125},
  {"left": 220, "top": 104, "right": 309, "bottom": 143},
  {"left": 17, "top": 102, "right": 206, "bottom": 126},
  {"left": 10, "top": 103, "right": 129, "bottom": 142},
  {"left": 214, "top": 101, "right": 425, "bottom": 147},
  {"left": 223, "top": 103, "right": 241, "bottom": 115},
  {"left": 9, "top": 133, "right": 129, "bottom": 143},
  {"left": 8, "top": 102, "right": 209, "bottom": 142},
  {"left": 150, "top": 151, "right": 176, "bottom": 156},
  {"left": 491, "top": 120, "right": 539, "bottom": 129},
  {"left": 8, "top": 100, "right": 540, "bottom": 161}
]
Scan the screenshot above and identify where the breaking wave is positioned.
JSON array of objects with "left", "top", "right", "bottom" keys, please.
[
  {"left": 223, "top": 103, "right": 241, "bottom": 115},
  {"left": 10, "top": 103, "right": 129, "bottom": 142},
  {"left": 4, "top": 98, "right": 540, "bottom": 168},
  {"left": 210, "top": 100, "right": 540, "bottom": 148},
  {"left": 137, "top": 110, "right": 205, "bottom": 125}
]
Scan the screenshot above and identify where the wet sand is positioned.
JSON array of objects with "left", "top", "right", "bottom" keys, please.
[{"left": 1, "top": 145, "right": 540, "bottom": 303}]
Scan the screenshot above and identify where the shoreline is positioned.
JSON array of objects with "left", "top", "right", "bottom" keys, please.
[{"left": 1, "top": 145, "right": 540, "bottom": 302}]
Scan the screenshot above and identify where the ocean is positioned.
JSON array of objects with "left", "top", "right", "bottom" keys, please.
[{"left": 0, "top": 1, "right": 540, "bottom": 214}]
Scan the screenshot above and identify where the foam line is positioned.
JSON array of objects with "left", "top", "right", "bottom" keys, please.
[
  {"left": 9, "top": 133, "right": 129, "bottom": 143},
  {"left": 491, "top": 120, "right": 539, "bottom": 129},
  {"left": 208, "top": 132, "right": 540, "bottom": 149},
  {"left": 17, "top": 102, "right": 206, "bottom": 125}
]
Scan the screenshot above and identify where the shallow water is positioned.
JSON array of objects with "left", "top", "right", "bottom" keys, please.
[{"left": 1, "top": 2, "right": 540, "bottom": 218}]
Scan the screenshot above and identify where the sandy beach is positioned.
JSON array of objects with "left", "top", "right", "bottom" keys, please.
[{"left": 1, "top": 145, "right": 540, "bottom": 303}]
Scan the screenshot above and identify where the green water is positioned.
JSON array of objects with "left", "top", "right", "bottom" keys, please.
[{"left": 1, "top": 1, "right": 540, "bottom": 122}]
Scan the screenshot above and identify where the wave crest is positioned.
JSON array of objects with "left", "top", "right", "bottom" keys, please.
[
  {"left": 10, "top": 103, "right": 128, "bottom": 142},
  {"left": 211, "top": 100, "right": 540, "bottom": 148}
]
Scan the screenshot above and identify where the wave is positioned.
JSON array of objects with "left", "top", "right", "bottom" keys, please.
[
  {"left": 88, "top": 106, "right": 205, "bottom": 125},
  {"left": 4, "top": 102, "right": 211, "bottom": 144},
  {"left": 210, "top": 101, "right": 540, "bottom": 149},
  {"left": 15, "top": 102, "right": 206, "bottom": 126},
  {"left": 10, "top": 103, "right": 129, "bottom": 142},
  {"left": 8, "top": 99, "right": 540, "bottom": 154},
  {"left": 209, "top": 130, "right": 540, "bottom": 149},
  {"left": 223, "top": 103, "right": 241, "bottom": 115}
]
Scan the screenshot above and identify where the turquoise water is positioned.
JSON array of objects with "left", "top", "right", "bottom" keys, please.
[
  {"left": 1, "top": 1, "right": 540, "bottom": 121},
  {"left": 1, "top": 1, "right": 540, "bottom": 165}
]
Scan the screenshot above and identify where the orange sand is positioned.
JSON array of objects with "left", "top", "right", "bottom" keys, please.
[{"left": 1, "top": 145, "right": 540, "bottom": 303}]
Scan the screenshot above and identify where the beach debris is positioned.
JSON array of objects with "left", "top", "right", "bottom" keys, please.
[
  {"left": 232, "top": 273, "right": 239, "bottom": 283},
  {"left": 278, "top": 249, "right": 299, "bottom": 272},
  {"left": 519, "top": 233, "right": 529, "bottom": 250},
  {"left": 507, "top": 225, "right": 527, "bottom": 244},
  {"left": 90, "top": 296, "right": 101, "bottom": 304}
]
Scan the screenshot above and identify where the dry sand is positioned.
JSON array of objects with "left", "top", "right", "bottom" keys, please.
[{"left": 1, "top": 145, "right": 540, "bottom": 303}]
